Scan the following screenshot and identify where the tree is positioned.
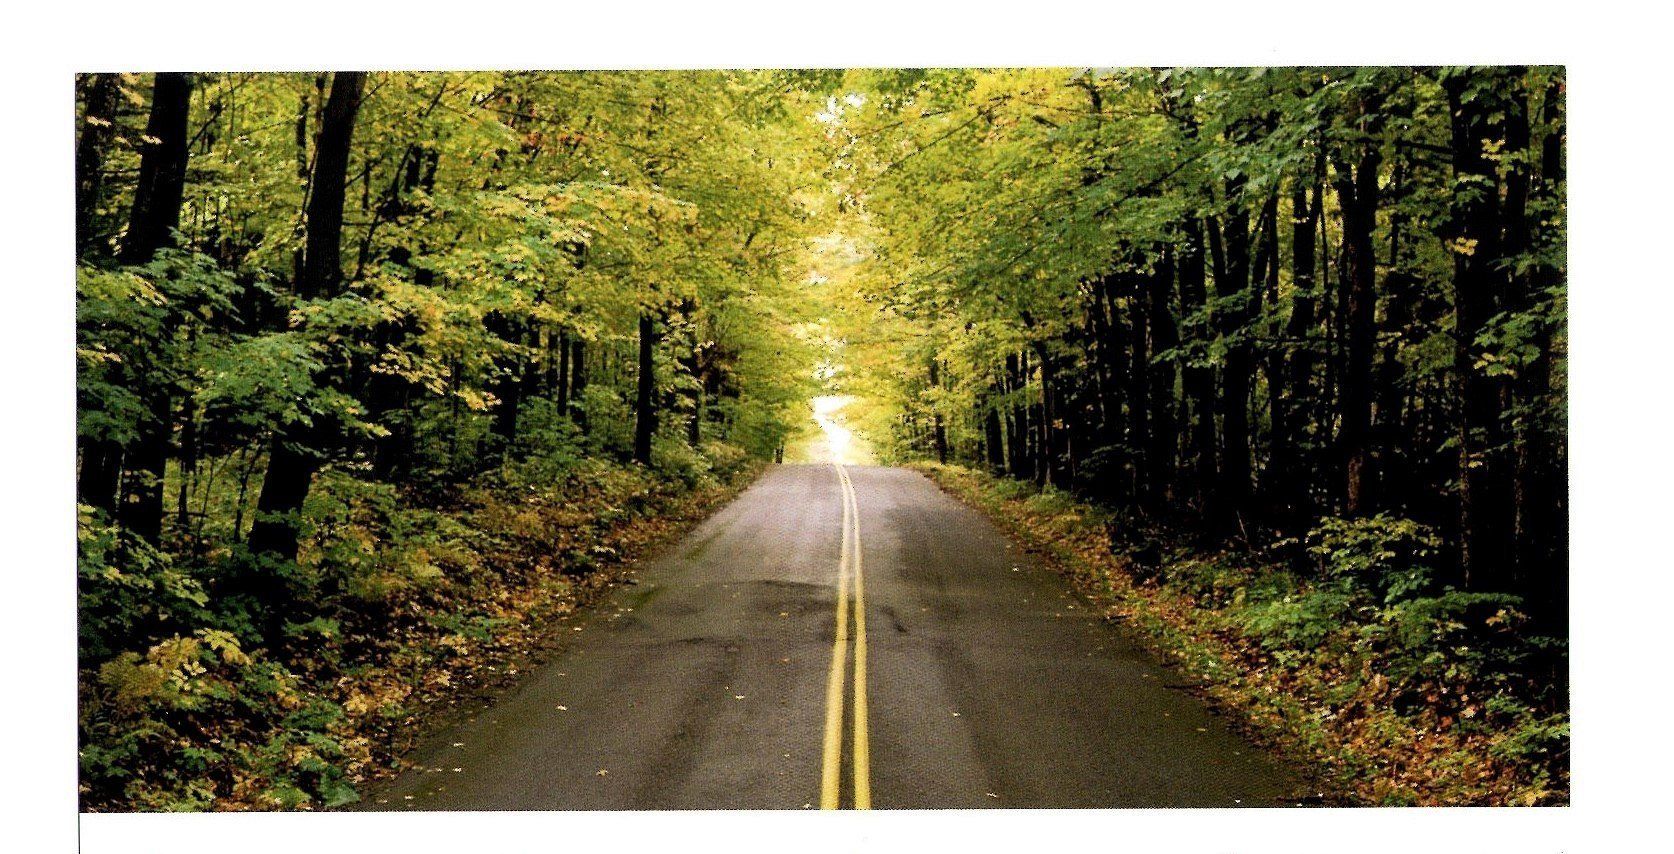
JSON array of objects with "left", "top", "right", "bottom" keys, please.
[{"left": 247, "top": 70, "right": 366, "bottom": 566}]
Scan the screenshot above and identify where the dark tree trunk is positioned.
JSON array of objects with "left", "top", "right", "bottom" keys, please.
[
  {"left": 75, "top": 78, "right": 128, "bottom": 514},
  {"left": 1208, "top": 190, "right": 1254, "bottom": 531},
  {"left": 1515, "top": 75, "right": 1567, "bottom": 627},
  {"left": 1508, "top": 72, "right": 1567, "bottom": 626},
  {"left": 116, "top": 73, "right": 195, "bottom": 544},
  {"left": 1126, "top": 271, "right": 1150, "bottom": 501},
  {"left": 248, "top": 71, "right": 365, "bottom": 566},
  {"left": 486, "top": 313, "right": 527, "bottom": 449},
  {"left": 1247, "top": 193, "right": 1279, "bottom": 515},
  {"left": 1277, "top": 163, "right": 1323, "bottom": 524},
  {"left": 984, "top": 372, "right": 1007, "bottom": 472},
  {"left": 1333, "top": 98, "right": 1384, "bottom": 517},
  {"left": 119, "top": 73, "right": 193, "bottom": 264},
  {"left": 1178, "top": 217, "right": 1218, "bottom": 518},
  {"left": 569, "top": 337, "right": 588, "bottom": 426},
  {"left": 1005, "top": 352, "right": 1029, "bottom": 479},
  {"left": 633, "top": 313, "right": 659, "bottom": 465},
  {"left": 556, "top": 329, "right": 571, "bottom": 413},
  {"left": 1145, "top": 250, "right": 1179, "bottom": 511},
  {"left": 1444, "top": 69, "right": 1515, "bottom": 592},
  {"left": 928, "top": 358, "right": 948, "bottom": 464},
  {"left": 75, "top": 73, "right": 121, "bottom": 259},
  {"left": 1095, "top": 277, "right": 1130, "bottom": 495}
]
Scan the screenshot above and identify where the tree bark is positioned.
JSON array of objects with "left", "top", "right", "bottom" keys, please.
[
  {"left": 75, "top": 73, "right": 122, "bottom": 259},
  {"left": 1444, "top": 68, "right": 1515, "bottom": 591},
  {"left": 1145, "top": 250, "right": 1179, "bottom": 511},
  {"left": 248, "top": 71, "right": 366, "bottom": 565},
  {"left": 633, "top": 312, "right": 659, "bottom": 465},
  {"left": 1208, "top": 190, "right": 1254, "bottom": 530},
  {"left": 1276, "top": 161, "right": 1323, "bottom": 524},
  {"left": 1333, "top": 92, "right": 1384, "bottom": 517},
  {"left": 116, "top": 73, "right": 195, "bottom": 543},
  {"left": 928, "top": 357, "right": 948, "bottom": 464},
  {"left": 1178, "top": 217, "right": 1218, "bottom": 519}
]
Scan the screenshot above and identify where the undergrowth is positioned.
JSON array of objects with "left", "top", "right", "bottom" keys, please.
[
  {"left": 915, "top": 461, "right": 1568, "bottom": 807},
  {"left": 78, "top": 443, "right": 760, "bottom": 811}
]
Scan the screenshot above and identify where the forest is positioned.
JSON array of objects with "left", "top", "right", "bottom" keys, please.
[
  {"left": 77, "top": 67, "right": 1566, "bottom": 809},
  {"left": 76, "top": 70, "right": 832, "bottom": 809},
  {"left": 828, "top": 67, "right": 1567, "bottom": 803}
]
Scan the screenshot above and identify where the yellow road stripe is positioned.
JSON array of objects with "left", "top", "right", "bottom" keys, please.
[
  {"left": 819, "top": 463, "right": 872, "bottom": 810},
  {"left": 819, "top": 463, "right": 852, "bottom": 809},
  {"left": 845, "top": 465, "right": 871, "bottom": 809}
]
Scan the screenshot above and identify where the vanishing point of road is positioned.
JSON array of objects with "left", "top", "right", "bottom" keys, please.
[{"left": 362, "top": 463, "right": 1300, "bottom": 809}]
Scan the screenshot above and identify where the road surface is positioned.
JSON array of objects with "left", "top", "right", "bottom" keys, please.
[{"left": 361, "top": 464, "right": 1299, "bottom": 809}]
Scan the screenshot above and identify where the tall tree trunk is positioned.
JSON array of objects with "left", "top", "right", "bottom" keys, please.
[
  {"left": 248, "top": 71, "right": 366, "bottom": 567},
  {"left": 1277, "top": 162, "right": 1323, "bottom": 524},
  {"left": 1444, "top": 69, "right": 1514, "bottom": 591},
  {"left": 1333, "top": 93, "right": 1384, "bottom": 517},
  {"left": 116, "top": 73, "right": 195, "bottom": 544},
  {"left": 984, "top": 370, "right": 1007, "bottom": 472},
  {"left": 1145, "top": 249, "right": 1179, "bottom": 511},
  {"left": 486, "top": 314, "right": 527, "bottom": 450},
  {"left": 1248, "top": 192, "right": 1279, "bottom": 514},
  {"left": 569, "top": 337, "right": 588, "bottom": 426},
  {"left": 1208, "top": 189, "right": 1254, "bottom": 531},
  {"left": 928, "top": 357, "right": 948, "bottom": 464},
  {"left": 1005, "top": 352, "right": 1029, "bottom": 479},
  {"left": 1125, "top": 271, "right": 1150, "bottom": 501},
  {"left": 75, "top": 73, "right": 121, "bottom": 259},
  {"left": 1178, "top": 217, "right": 1218, "bottom": 518},
  {"left": 556, "top": 329, "right": 571, "bottom": 414},
  {"left": 1515, "top": 74, "right": 1566, "bottom": 626},
  {"left": 119, "top": 73, "right": 193, "bottom": 265},
  {"left": 633, "top": 313, "right": 659, "bottom": 465}
]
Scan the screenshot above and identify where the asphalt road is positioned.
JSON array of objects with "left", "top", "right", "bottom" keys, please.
[{"left": 362, "top": 463, "right": 1300, "bottom": 810}]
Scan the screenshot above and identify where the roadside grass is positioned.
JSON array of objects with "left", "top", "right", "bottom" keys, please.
[
  {"left": 914, "top": 461, "right": 1569, "bottom": 807},
  {"left": 78, "top": 447, "right": 763, "bottom": 811}
]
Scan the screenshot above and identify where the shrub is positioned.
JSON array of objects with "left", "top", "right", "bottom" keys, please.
[
  {"left": 502, "top": 398, "right": 586, "bottom": 488},
  {"left": 78, "top": 506, "right": 211, "bottom": 662},
  {"left": 1238, "top": 589, "right": 1357, "bottom": 652},
  {"left": 1307, "top": 514, "right": 1443, "bottom": 603},
  {"left": 651, "top": 433, "right": 714, "bottom": 488}
]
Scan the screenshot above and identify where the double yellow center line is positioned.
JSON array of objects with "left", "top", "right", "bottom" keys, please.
[{"left": 820, "top": 462, "right": 870, "bottom": 809}]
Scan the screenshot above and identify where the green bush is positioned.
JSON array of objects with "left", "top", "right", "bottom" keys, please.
[
  {"left": 503, "top": 398, "right": 586, "bottom": 488},
  {"left": 1238, "top": 589, "right": 1357, "bottom": 652},
  {"left": 78, "top": 506, "right": 211, "bottom": 662},
  {"left": 1307, "top": 514, "right": 1443, "bottom": 603}
]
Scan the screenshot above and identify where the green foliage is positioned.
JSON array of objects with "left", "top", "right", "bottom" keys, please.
[
  {"left": 77, "top": 507, "right": 210, "bottom": 661},
  {"left": 1239, "top": 589, "right": 1358, "bottom": 652},
  {"left": 1306, "top": 514, "right": 1443, "bottom": 603},
  {"left": 78, "top": 70, "right": 823, "bottom": 811},
  {"left": 302, "top": 472, "right": 476, "bottom": 606}
]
